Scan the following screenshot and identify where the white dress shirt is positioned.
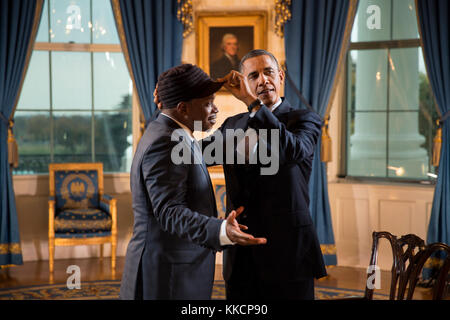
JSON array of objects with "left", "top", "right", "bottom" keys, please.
[{"left": 236, "top": 98, "right": 283, "bottom": 161}]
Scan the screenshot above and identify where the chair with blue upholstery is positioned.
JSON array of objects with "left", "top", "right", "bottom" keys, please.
[{"left": 48, "top": 163, "right": 117, "bottom": 273}]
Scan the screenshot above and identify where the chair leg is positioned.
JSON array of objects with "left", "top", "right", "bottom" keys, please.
[
  {"left": 100, "top": 244, "right": 104, "bottom": 260},
  {"left": 49, "top": 239, "right": 55, "bottom": 273},
  {"left": 111, "top": 240, "right": 117, "bottom": 271}
]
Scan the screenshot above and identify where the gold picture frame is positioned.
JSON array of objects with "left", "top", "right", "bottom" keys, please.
[
  {"left": 196, "top": 11, "right": 267, "bottom": 83},
  {"left": 208, "top": 165, "right": 226, "bottom": 219}
]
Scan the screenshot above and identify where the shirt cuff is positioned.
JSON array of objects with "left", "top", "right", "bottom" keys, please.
[{"left": 219, "top": 219, "right": 235, "bottom": 246}]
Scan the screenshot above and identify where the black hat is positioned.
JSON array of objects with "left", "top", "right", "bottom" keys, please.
[{"left": 157, "top": 64, "right": 224, "bottom": 109}]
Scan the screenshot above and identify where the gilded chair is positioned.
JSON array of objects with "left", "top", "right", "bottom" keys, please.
[{"left": 48, "top": 163, "right": 117, "bottom": 273}]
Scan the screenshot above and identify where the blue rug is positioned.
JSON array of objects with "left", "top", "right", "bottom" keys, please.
[{"left": 0, "top": 280, "right": 388, "bottom": 300}]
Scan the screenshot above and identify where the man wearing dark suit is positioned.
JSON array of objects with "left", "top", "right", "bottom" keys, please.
[
  {"left": 211, "top": 50, "right": 327, "bottom": 299},
  {"left": 119, "top": 64, "right": 266, "bottom": 300},
  {"left": 210, "top": 33, "right": 240, "bottom": 80}
]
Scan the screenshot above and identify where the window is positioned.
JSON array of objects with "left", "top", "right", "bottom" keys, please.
[
  {"left": 14, "top": 0, "right": 133, "bottom": 174},
  {"left": 345, "top": 0, "right": 439, "bottom": 181}
]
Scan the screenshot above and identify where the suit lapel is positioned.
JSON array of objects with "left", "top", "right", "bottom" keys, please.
[
  {"left": 234, "top": 113, "right": 250, "bottom": 131},
  {"left": 156, "top": 114, "right": 210, "bottom": 183},
  {"left": 157, "top": 113, "right": 218, "bottom": 215},
  {"left": 272, "top": 98, "right": 293, "bottom": 118},
  {"left": 192, "top": 141, "right": 218, "bottom": 216}
]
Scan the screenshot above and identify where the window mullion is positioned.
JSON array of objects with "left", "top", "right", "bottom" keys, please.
[
  {"left": 49, "top": 51, "right": 54, "bottom": 163},
  {"left": 386, "top": 49, "right": 391, "bottom": 178},
  {"left": 385, "top": 0, "right": 393, "bottom": 178},
  {"left": 90, "top": 0, "right": 95, "bottom": 163},
  {"left": 48, "top": 0, "right": 54, "bottom": 164}
]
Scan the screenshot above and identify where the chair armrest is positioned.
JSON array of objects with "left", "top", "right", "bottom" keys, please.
[
  {"left": 100, "top": 194, "right": 117, "bottom": 235},
  {"left": 100, "top": 194, "right": 116, "bottom": 214},
  {"left": 48, "top": 197, "right": 56, "bottom": 237}
]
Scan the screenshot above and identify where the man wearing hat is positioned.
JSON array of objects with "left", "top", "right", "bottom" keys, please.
[{"left": 119, "top": 64, "right": 266, "bottom": 300}]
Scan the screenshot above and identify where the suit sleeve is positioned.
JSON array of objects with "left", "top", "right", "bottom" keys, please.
[
  {"left": 248, "top": 105, "right": 323, "bottom": 164},
  {"left": 142, "top": 135, "right": 223, "bottom": 250}
]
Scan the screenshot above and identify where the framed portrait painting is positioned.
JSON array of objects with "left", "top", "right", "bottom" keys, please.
[{"left": 196, "top": 12, "right": 267, "bottom": 82}]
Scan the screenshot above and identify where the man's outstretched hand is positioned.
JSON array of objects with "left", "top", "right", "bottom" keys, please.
[{"left": 225, "top": 207, "right": 267, "bottom": 246}]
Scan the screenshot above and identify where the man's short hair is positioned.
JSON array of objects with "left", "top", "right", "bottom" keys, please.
[
  {"left": 221, "top": 33, "right": 238, "bottom": 47},
  {"left": 239, "top": 49, "right": 280, "bottom": 72}
]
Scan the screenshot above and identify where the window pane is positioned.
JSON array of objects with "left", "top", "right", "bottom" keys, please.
[
  {"left": 349, "top": 49, "right": 388, "bottom": 111},
  {"left": 17, "top": 51, "right": 50, "bottom": 110},
  {"left": 351, "top": 0, "right": 418, "bottom": 42},
  {"left": 389, "top": 48, "right": 419, "bottom": 111},
  {"left": 92, "top": 0, "right": 119, "bottom": 44},
  {"left": 93, "top": 52, "right": 132, "bottom": 110},
  {"left": 388, "top": 112, "right": 428, "bottom": 179},
  {"left": 53, "top": 111, "right": 92, "bottom": 162},
  {"left": 13, "top": 111, "right": 51, "bottom": 175},
  {"left": 36, "top": 0, "right": 49, "bottom": 42},
  {"left": 351, "top": 0, "right": 392, "bottom": 42},
  {"left": 347, "top": 112, "right": 387, "bottom": 177},
  {"left": 94, "top": 111, "right": 132, "bottom": 172},
  {"left": 52, "top": 52, "right": 92, "bottom": 110},
  {"left": 346, "top": 47, "right": 438, "bottom": 180},
  {"left": 392, "top": 0, "right": 419, "bottom": 40},
  {"left": 49, "top": 0, "right": 90, "bottom": 43}
]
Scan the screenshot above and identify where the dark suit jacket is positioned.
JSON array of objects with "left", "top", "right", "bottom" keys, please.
[
  {"left": 210, "top": 54, "right": 239, "bottom": 80},
  {"left": 205, "top": 98, "right": 327, "bottom": 284},
  {"left": 119, "top": 114, "right": 223, "bottom": 300}
]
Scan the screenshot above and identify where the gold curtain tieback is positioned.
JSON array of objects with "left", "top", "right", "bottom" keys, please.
[
  {"left": 321, "top": 116, "right": 332, "bottom": 163},
  {"left": 432, "top": 111, "right": 449, "bottom": 167},
  {"left": 8, "top": 120, "right": 19, "bottom": 168}
]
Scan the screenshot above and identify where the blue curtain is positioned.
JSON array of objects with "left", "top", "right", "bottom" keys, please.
[
  {"left": 417, "top": 0, "right": 450, "bottom": 278},
  {"left": 0, "top": 0, "right": 41, "bottom": 267},
  {"left": 285, "top": 0, "right": 353, "bottom": 266},
  {"left": 112, "top": 0, "right": 183, "bottom": 122}
]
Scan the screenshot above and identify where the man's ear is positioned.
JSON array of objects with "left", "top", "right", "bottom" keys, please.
[
  {"left": 176, "top": 101, "right": 188, "bottom": 117},
  {"left": 278, "top": 69, "right": 285, "bottom": 84}
]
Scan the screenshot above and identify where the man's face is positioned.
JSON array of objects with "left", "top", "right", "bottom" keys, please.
[
  {"left": 185, "top": 94, "right": 218, "bottom": 131},
  {"left": 223, "top": 37, "right": 238, "bottom": 56},
  {"left": 241, "top": 55, "right": 284, "bottom": 108}
]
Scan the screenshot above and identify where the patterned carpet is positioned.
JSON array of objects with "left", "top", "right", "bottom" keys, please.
[{"left": 0, "top": 280, "right": 389, "bottom": 300}]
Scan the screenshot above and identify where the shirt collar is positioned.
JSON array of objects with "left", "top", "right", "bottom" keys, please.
[
  {"left": 160, "top": 112, "right": 194, "bottom": 142},
  {"left": 269, "top": 98, "right": 283, "bottom": 112}
]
